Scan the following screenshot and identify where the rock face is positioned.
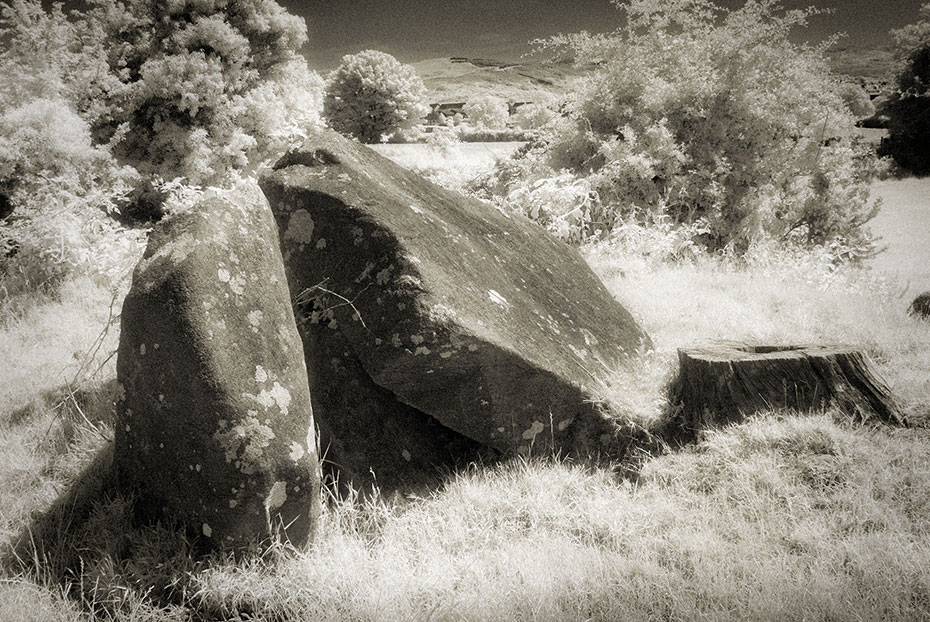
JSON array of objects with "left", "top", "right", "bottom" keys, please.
[
  {"left": 909, "top": 292, "right": 930, "bottom": 318},
  {"left": 115, "top": 185, "right": 321, "bottom": 550},
  {"left": 259, "top": 129, "right": 652, "bottom": 488}
]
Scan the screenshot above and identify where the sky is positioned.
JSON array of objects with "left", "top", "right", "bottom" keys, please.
[{"left": 287, "top": 0, "right": 928, "bottom": 71}]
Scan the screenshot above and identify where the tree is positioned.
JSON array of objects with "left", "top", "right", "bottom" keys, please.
[
  {"left": 0, "top": 0, "right": 322, "bottom": 290},
  {"left": 323, "top": 50, "right": 429, "bottom": 143},
  {"left": 463, "top": 95, "right": 509, "bottom": 129},
  {"left": 84, "top": 0, "right": 314, "bottom": 186},
  {"left": 0, "top": 0, "right": 322, "bottom": 198},
  {"left": 486, "top": 0, "right": 879, "bottom": 255},
  {"left": 880, "top": 3, "right": 930, "bottom": 175}
]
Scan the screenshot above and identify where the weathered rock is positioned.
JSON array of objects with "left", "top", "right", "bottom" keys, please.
[
  {"left": 115, "top": 184, "right": 321, "bottom": 550},
  {"left": 259, "top": 129, "right": 652, "bottom": 487},
  {"left": 909, "top": 291, "right": 930, "bottom": 318},
  {"left": 672, "top": 342, "right": 907, "bottom": 436}
]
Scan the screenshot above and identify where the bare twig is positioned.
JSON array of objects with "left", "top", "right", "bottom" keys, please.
[{"left": 296, "top": 278, "right": 369, "bottom": 329}]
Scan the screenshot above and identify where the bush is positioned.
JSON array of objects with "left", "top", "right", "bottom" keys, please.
[
  {"left": 837, "top": 82, "right": 876, "bottom": 119},
  {"left": 463, "top": 95, "right": 510, "bottom": 129},
  {"left": 1, "top": 0, "right": 319, "bottom": 188},
  {"left": 323, "top": 50, "right": 429, "bottom": 143},
  {"left": 512, "top": 100, "right": 559, "bottom": 130},
  {"left": 0, "top": 0, "right": 320, "bottom": 293},
  {"left": 0, "top": 98, "right": 139, "bottom": 292},
  {"left": 481, "top": 0, "right": 881, "bottom": 256},
  {"left": 879, "top": 3, "right": 930, "bottom": 175}
]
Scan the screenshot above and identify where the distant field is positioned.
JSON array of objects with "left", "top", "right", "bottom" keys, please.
[
  {"left": 370, "top": 141, "right": 524, "bottom": 190},
  {"left": 869, "top": 177, "right": 930, "bottom": 293},
  {"left": 371, "top": 141, "right": 523, "bottom": 169}
]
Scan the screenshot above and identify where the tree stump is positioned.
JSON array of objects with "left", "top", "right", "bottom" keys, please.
[
  {"left": 673, "top": 342, "right": 907, "bottom": 435},
  {"left": 909, "top": 291, "right": 930, "bottom": 318}
]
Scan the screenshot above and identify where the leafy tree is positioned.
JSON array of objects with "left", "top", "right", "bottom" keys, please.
[
  {"left": 484, "top": 0, "right": 879, "bottom": 256},
  {"left": 323, "top": 50, "right": 429, "bottom": 143},
  {"left": 837, "top": 82, "right": 875, "bottom": 119},
  {"left": 463, "top": 95, "right": 510, "bottom": 129},
  {"left": 0, "top": 0, "right": 322, "bottom": 290},
  {"left": 880, "top": 3, "right": 930, "bottom": 175}
]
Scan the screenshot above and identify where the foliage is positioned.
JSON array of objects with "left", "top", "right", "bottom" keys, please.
[
  {"left": 880, "top": 3, "right": 930, "bottom": 175},
  {"left": 0, "top": 0, "right": 321, "bottom": 186},
  {"left": 479, "top": 0, "right": 880, "bottom": 257},
  {"left": 0, "top": 97, "right": 140, "bottom": 293},
  {"left": 463, "top": 95, "right": 510, "bottom": 129},
  {"left": 836, "top": 82, "right": 875, "bottom": 119},
  {"left": 424, "top": 126, "right": 462, "bottom": 157},
  {"left": 0, "top": 0, "right": 322, "bottom": 291},
  {"left": 323, "top": 49, "right": 429, "bottom": 143},
  {"left": 511, "top": 100, "right": 559, "bottom": 130}
]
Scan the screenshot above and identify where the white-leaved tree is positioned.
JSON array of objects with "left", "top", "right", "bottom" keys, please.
[
  {"left": 323, "top": 50, "right": 429, "bottom": 143},
  {"left": 478, "top": 0, "right": 881, "bottom": 257}
]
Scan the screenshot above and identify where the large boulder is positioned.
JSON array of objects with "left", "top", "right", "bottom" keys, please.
[
  {"left": 115, "top": 184, "right": 321, "bottom": 550},
  {"left": 259, "top": 129, "right": 652, "bottom": 488}
]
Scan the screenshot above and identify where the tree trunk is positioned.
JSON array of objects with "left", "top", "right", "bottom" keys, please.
[{"left": 672, "top": 342, "right": 907, "bottom": 436}]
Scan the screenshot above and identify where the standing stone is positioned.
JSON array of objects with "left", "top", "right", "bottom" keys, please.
[
  {"left": 115, "top": 184, "right": 321, "bottom": 550},
  {"left": 259, "top": 129, "right": 652, "bottom": 489}
]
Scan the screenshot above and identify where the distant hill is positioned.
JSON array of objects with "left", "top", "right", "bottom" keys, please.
[
  {"left": 413, "top": 56, "right": 589, "bottom": 104},
  {"left": 416, "top": 44, "right": 901, "bottom": 106},
  {"left": 826, "top": 45, "right": 898, "bottom": 94}
]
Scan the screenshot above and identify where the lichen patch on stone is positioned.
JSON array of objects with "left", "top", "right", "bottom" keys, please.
[
  {"left": 245, "top": 382, "right": 292, "bottom": 415},
  {"left": 248, "top": 310, "right": 264, "bottom": 331},
  {"left": 522, "top": 421, "right": 545, "bottom": 441},
  {"left": 265, "top": 481, "right": 287, "bottom": 513},
  {"left": 284, "top": 209, "right": 315, "bottom": 244},
  {"left": 213, "top": 414, "right": 276, "bottom": 474},
  {"left": 289, "top": 441, "right": 305, "bottom": 462}
]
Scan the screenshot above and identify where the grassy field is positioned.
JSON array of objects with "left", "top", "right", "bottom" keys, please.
[
  {"left": 869, "top": 177, "right": 930, "bottom": 292},
  {"left": 1, "top": 146, "right": 929, "bottom": 620}
]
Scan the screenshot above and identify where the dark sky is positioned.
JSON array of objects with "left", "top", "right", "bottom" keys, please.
[{"left": 287, "top": 0, "right": 927, "bottom": 71}]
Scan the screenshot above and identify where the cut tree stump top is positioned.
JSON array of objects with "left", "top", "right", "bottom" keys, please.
[{"left": 673, "top": 341, "right": 907, "bottom": 435}]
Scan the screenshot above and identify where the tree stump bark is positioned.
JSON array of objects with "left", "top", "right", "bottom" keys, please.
[{"left": 672, "top": 342, "right": 907, "bottom": 435}]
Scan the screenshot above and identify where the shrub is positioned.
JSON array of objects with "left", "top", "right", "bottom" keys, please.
[
  {"left": 1, "top": 0, "right": 319, "bottom": 188},
  {"left": 323, "top": 50, "right": 429, "bottom": 143},
  {"left": 0, "top": 98, "right": 139, "bottom": 292},
  {"left": 483, "top": 0, "right": 880, "bottom": 256},
  {"left": 837, "top": 82, "right": 876, "bottom": 119},
  {"left": 880, "top": 3, "right": 930, "bottom": 175},
  {"left": 0, "top": 0, "right": 320, "bottom": 293},
  {"left": 463, "top": 95, "right": 510, "bottom": 129},
  {"left": 512, "top": 100, "right": 559, "bottom": 130}
]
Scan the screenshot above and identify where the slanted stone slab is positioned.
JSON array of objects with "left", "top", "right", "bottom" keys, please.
[
  {"left": 115, "top": 184, "right": 321, "bottom": 551},
  {"left": 259, "top": 129, "right": 652, "bottom": 486},
  {"left": 673, "top": 341, "right": 907, "bottom": 436}
]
